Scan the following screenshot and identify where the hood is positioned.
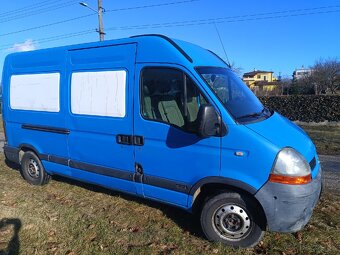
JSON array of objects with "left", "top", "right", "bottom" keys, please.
[{"left": 245, "top": 112, "right": 316, "bottom": 162}]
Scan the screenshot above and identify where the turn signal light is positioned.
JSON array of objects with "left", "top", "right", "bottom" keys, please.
[{"left": 269, "top": 174, "right": 312, "bottom": 185}]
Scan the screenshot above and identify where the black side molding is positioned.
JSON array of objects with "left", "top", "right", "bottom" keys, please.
[
  {"left": 22, "top": 124, "right": 70, "bottom": 135},
  {"left": 5, "top": 145, "right": 192, "bottom": 194},
  {"left": 130, "top": 34, "right": 193, "bottom": 63},
  {"left": 49, "top": 155, "right": 69, "bottom": 166},
  {"left": 143, "top": 175, "right": 191, "bottom": 194},
  {"left": 43, "top": 154, "right": 191, "bottom": 194},
  {"left": 69, "top": 160, "right": 133, "bottom": 181}
]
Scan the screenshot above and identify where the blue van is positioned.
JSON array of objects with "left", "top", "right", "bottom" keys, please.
[{"left": 2, "top": 34, "right": 322, "bottom": 247}]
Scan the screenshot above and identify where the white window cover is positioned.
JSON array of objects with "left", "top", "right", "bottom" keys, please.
[
  {"left": 10, "top": 73, "right": 60, "bottom": 112},
  {"left": 71, "top": 70, "right": 126, "bottom": 117}
]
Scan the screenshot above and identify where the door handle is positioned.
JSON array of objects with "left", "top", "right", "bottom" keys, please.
[
  {"left": 133, "top": 136, "right": 144, "bottom": 146},
  {"left": 116, "top": 135, "right": 144, "bottom": 146},
  {"left": 116, "top": 134, "right": 133, "bottom": 145}
]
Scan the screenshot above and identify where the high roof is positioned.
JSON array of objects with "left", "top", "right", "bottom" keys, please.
[{"left": 5, "top": 34, "right": 228, "bottom": 70}]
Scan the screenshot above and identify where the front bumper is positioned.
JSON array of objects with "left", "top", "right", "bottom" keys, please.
[{"left": 255, "top": 167, "right": 322, "bottom": 232}]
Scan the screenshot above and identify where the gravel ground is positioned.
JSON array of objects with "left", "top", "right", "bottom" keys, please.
[{"left": 0, "top": 132, "right": 338, "bottom": 192}]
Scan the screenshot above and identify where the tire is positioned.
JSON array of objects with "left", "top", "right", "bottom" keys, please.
[
  {"left": 200, "top": 191, "right": 265, "bottom": 248},
  {"left": 21, "top": 151, "right": 50, "bottom": 185}
]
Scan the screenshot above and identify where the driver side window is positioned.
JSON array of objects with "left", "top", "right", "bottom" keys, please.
[{"left": 141, "top": 68, "right": 206, "bottom": 131}]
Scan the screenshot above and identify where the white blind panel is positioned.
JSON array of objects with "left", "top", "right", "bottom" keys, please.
[
  {"left": 10, "top": 73, "right": 60, "bottom": 112},
  {"left": 71, "top": 70, "right": 126, "bottom": 117}
]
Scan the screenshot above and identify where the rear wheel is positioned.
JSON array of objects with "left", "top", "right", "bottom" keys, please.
[
  {"left": 200, "top": 191, "right": 265, "bottom": 247},
  {"left": 21, "top": 151, "right": 50, "bottom": 185}
]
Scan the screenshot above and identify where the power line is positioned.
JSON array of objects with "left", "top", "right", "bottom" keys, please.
[
  {"left": 0, "top": 29, "right": 95, "bottom": 51},
  {"left": 0, "top": 0, "right": 199, "bottom": 24},
  {"left": 0, "top": 14, "right": 95, "bottom": 37},
  {"left": 1, "top": 5, "right": 339, "bottom": 51},
  {"left": 1, "top": 3, "right": 338, "bottom": 38},
  {"left": 0, "top": 0, "right": 58, "bottom": 17},
  {"left": 104, "top": 8, "right": 340, "bottom": 31},
  {"left": 0, "top": 0, "right": 200, "bottom": 36},
  {"left": 0, "top": 1, "right": 79, "bottom": 23},
  {"left": 106, "top": 0, "right": 199, "bottom": 12}
]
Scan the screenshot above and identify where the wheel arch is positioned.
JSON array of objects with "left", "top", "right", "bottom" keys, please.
[
  {"left": 18, "top": 143, "right": 45, "bottom": 163},
  {"left": 190, "top": 177, "right": 267, "bottom": 224}
]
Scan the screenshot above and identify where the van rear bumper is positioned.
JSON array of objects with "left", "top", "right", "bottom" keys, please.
[
  {"left": 4, "top": 145, "right": 20, "bottom": 164},
  {"left": 255, "top": 167, "right": 322, "bottom": 233}
]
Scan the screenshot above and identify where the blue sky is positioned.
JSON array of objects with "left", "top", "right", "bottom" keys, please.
[{"left": 0, "top": 0, "right": 339, "bottom": 78}]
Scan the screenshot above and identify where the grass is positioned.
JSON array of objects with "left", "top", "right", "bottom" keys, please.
[
  {"left": 0, "top": 156, "right": 339, "bottom": 255},
  {"left": 299, "top": 125, "right": 340, "bottom": 155}
]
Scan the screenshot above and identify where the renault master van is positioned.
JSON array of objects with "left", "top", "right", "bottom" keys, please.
[{"left": 2, "top": 34, "right": 322, "bottom": 247}]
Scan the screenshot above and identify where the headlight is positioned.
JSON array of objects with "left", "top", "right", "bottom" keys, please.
[{"left": 269, "top": 148, "right": 311, "bottom": 185}]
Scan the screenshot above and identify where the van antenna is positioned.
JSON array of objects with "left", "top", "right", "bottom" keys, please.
[{"left": 213, "top": 22, "right": 231, "bottom": 68}]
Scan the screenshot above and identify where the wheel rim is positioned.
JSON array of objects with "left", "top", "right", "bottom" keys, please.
[
  {"left": 27, "top": 158, "right": 40, "bottom": 179},
  {"left": 213, "top": 204, "right": 251, "bottom": 240}
]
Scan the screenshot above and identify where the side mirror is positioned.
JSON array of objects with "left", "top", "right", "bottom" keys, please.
[{"left": 197, "top": 104, "right": 226, "bottom": 138}]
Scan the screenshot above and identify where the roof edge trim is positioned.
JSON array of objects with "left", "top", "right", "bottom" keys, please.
[{"left": 130, "top": 34, "right": 193, "bottom": 63}]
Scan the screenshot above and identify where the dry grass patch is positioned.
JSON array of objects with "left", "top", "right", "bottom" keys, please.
[
  {"left": 299, "top": 125, "right": 340, "bottom": 155},
  {"left": 0, "top": 156, "right": 339, "bottom": 254}
]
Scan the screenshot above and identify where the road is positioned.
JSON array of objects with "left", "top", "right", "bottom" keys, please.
[
  {"left": 0, "top": 132, "right": 338, "bottom": 192},
  {"left": 319, "top": 155, "right": 340, "bottom": 192}
]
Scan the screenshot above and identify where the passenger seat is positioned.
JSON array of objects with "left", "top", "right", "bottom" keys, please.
[{"left": 158, "top": 99, "right": 185, "bottom": 127}]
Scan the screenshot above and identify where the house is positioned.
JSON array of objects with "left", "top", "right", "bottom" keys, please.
[
  {"left": 242, "top": 70, "right": 279, "bottom": 95},
  {"left": 293, "top": 66, "right": 312, "bottom": 80}
]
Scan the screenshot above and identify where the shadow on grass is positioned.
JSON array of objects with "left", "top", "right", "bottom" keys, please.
[
  {"left": 4, "top": 159, "right": 20, "bottom": 171},
  {"left": 52, "top": 175, "right": 205, "bottom": 239},
  {"left": 0, "top": 218, "right": 22, "bottom": 255}
]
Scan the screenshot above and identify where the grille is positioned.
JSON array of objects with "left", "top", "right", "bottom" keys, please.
[{"left": 309, "top": 157, "right": 316, "bottom": 170}]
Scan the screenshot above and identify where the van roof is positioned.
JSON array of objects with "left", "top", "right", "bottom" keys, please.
[{"left": 5, "top": 34, "right": 227, "bottom": 68}]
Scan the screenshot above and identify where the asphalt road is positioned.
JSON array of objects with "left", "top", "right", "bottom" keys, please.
[
  {"left": 319, "top": 155, "right": 340, "bottom": 192},
  {"left": 0, "top": 132, "right": 338, "bottom": 192}
]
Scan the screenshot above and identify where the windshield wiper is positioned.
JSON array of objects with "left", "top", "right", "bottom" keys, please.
[{"left": 236, "top": 107, "right": 267, "bottom": 120}]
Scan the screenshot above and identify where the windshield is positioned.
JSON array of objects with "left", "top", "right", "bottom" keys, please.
[{"left": 197, "top": 67, "right": 270, "bottom": 122}]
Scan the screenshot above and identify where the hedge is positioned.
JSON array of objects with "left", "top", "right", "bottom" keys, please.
[{"left": 259, "top": 95, "right": 340, "bottom": 122}]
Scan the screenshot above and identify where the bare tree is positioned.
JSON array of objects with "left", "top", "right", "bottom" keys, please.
[
  {"left": 228, "top": 61, "right": 243, "bottom": 77},
  {"left": 310, "top": 58, "right": 340, "bottom": 94},
  {"left": 293, "top": 74, "right": 315, "bottom": 95},
  {"left": 278, "top": 77, "right": 292, "bottom": 95}
]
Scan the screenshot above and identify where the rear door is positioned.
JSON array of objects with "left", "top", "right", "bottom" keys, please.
[{"left": 66, "top": 44, "right": 137, "bottom": 194}]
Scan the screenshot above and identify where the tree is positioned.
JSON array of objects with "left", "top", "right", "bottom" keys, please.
[
  {"left": 277, "top": 77, "right": 292, "bottom": 95},
  {"left": 293, "top": 75, "right": 315, "bottom": 95},
  {"left": 310, "top": 58, "right": 340, "bottom": 94},
  {"left": 228, "top": 61, "right": 243, "bottom": 77}
]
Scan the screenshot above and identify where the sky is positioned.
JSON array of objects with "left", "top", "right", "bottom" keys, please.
[{"left": 0, "top": 0, "right": 339, "bottom": 78}]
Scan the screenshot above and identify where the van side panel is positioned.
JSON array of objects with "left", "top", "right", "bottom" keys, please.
[
  {"left": 2, "top": 49, "right": 69, "bottom": 160},
  {"left": 65, "top": 44, "right": 137, "bottom": 194}
]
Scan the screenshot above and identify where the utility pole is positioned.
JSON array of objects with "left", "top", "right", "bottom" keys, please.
[
  {"left": 97, "top": 0, "right": 105, "bottom": 41},
  {"left": 80, "top": 1, "right": 105, "bottom": 41}
]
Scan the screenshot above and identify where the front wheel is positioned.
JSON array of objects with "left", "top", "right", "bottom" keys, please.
[{"left": 200, "top": 191, "right": 266, "bottom": 248}]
